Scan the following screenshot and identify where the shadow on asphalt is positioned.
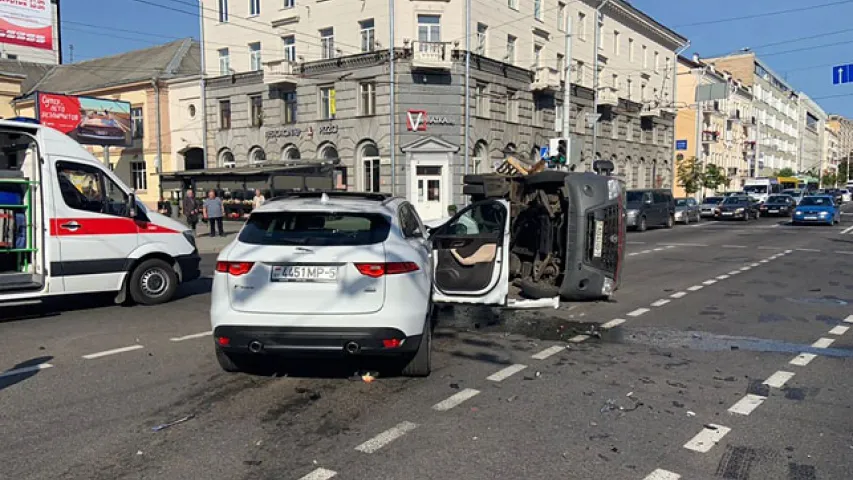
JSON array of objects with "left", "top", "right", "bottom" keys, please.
[{"left": 0, "top": 356, "right": 53, "bottom": 391}]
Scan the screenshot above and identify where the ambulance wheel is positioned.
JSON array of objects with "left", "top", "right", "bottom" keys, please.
[{"left": 129, "top": 258, "right": 178, "bottom": 305}]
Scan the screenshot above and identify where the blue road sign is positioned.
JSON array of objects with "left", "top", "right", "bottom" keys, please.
[
  {"left": 540, "top": 145, "right": 550, "bottom": 159},
  {"left": 833, "top": 64, "right": 851, "bottom": 85},
  {"left": 676, "top": 139, "right": 688, "bottom": 150}
]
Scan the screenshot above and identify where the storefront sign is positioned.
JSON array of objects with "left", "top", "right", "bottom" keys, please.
[
  {"left": 265, "top": 127, "right": 302, "bottom": 139},
  {"left": 318, "top": 124, "right": 338, "bottom": 135},
  {"left": 406, "top": 110, "right": 454, "bottom": 131}
]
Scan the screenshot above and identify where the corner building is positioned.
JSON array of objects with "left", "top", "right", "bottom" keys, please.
[{"left": 202, "top": 0, "right": 686, "bottom": 219}]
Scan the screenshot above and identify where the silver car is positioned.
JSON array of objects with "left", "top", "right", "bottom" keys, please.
[{"left": 674, "top": 198, "right": 701, "bottom": 224}]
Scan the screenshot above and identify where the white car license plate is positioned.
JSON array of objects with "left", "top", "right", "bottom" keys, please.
[
  {"left": 768, "top": 209, "right": 778, "bottom": 213},
  {"left": 271, "top": 265, "right": 338, "bottom": 282},
  {"left": 804, "top": 216, "right": 817, "bottom": 220},
  {"left": 593, "top": 220, "right": 604, "bottom": 258},
  {"left": 722, "top": 212, "right": 733, "bottom": 216}
]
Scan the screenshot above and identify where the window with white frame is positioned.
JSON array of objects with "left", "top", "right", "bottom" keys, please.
[
  {"left": 558, "top": 2, "right": 566, "bottom": 31},
  {"left": 362, "top": 143, "right": 381, "bottom": 192},
  {"left": 476, "top": 23, "right": 487, "bottom": 55},
  {"left": 506, "top": 89, "right": 519, "bottom": 123},
  {"left": 628, "top": 38, "right": 634, "bottom": 61},
  {"left": 219, "top": 99, "right": 231, "bottom": 129},
  {"left": 131, "top": 106, "right": 143, "bottom": 139},
  {"left": 506, "top": 35, "right": 516, "bottom": 64},
  {"left": 320, "top": 27, "right": 334, "bottom": 59},
  {"left": 575, "top": 60, "right": 584, "bottom": 83},
  {"left": 283, "top": 0, "right": 294, "bottom": 8},
  {"left": 626, "top": 78, "right": 633, "bottom": 100},
  {"left": 130, "top": 161, "right": 147, "bottom": 191},
  {"left": 508, "top": 0, "right": 518, "bottom": 10},
  {"left": 534, "top": 0, "right": 542, "bottom": 21},
  {"left": 417, "top": 15, "right": 441, "bottom": 44},
  {"left": 557, "top": 54, "right": 564, "bottom": 80},
  {"left": 282, "top": 91, "right": 297, "bottom": 124},
  {"left": 360, "top": 19, "right": 375, "bottom": 52},
  {"left": 249, "top": 0, "right": 260, "bottom": 16},
  {"left": 613, "top": 30, "right": 620, "bottom": 56},
  {"left": 612, "top": 73, "right": 619, "bottom": 90},
  {"left": 319, "top": 85, "right": 335, "bottom": 120},
  {"left": 282, "top": 35, "right": 296, "bottom": 61},
  {"left": 642, "top": 45, "right": 647, "bottom": 68},
  {"left": 249, "top": 42, "right": 262, "bottom": 71},
  {"left": 577, "top": 12, "right": 586, "bottom": 40},
  {"left": 218, "top": 48, "right": 230, "bottom": 75},
  {"left": 654, "top": 51, "right": 659, "bottom": 72},
  {"left": 250, "top": 94, "right": 263, "bottom": 127},
  {"left": 218, "top": 0, "right": 228, "bottom": 22},
  {"left": 359, "top": 82, "right": 376, "bottom": 116},
  {"left": 640, "top": 82, "right": 646, "bottom": 101},
  {"left": 475, "top": 83, "right": 489, "bottom": 118}
]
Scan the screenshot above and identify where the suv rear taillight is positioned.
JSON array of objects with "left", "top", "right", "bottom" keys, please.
[
  {"left": 216, "top": 261, "right": 255, "bottom": 276},
  {"left": 355, "top": 262, "right": 420, "bottom": 278}
]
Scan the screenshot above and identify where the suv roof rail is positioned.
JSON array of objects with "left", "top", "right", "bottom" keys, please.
[{"left": 268, "top": 190, "right": 393, "bottom": 202}]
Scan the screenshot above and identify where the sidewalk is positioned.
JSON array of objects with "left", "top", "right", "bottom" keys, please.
[{"left": 195, "top": 229, "right": 239, "bottom": 254}]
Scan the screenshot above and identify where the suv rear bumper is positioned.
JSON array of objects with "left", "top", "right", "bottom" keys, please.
[{"left": 213, "top": 325, "right": 422, "bottom": 355}]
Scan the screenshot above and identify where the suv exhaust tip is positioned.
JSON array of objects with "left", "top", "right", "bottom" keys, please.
[
  {"left": 248, "top": 340, "right": 264, "bottom": 353},
  {"left": 344, "top": 341, "right": 361, "bottom": 354}
]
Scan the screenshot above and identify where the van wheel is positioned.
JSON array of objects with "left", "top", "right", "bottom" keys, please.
[
  {"left": 665, "top": 215, "right": 674, "bottom": 229},
  {"left": 129, "top": 258, "right": 178, "bottom": 305},
  {"left": 637, "top": 216, "right": 647, "bottom": 232},
  {"left": 401, "top": 316, "right": 432, "bottom": 377}
]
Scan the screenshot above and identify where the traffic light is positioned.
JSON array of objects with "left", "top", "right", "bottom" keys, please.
[{"left": 557, "top": 138, "right": 567, "bottom": 165}]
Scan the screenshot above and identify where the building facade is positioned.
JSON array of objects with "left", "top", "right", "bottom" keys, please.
[
  {"left": 201, "top": 0, "right": 686, "bottom": 220},
  {"left": 828, "top": 114, "right": 853, "bottom": 180},
  {"left": 705, "top": 53, "right": 799, "bottom": 177},
  {"left": 797, "top": 93, "right": 826, "bottom": 177},
  {"left": 823, "top": 123, "right": 839, "bottom": 180}
]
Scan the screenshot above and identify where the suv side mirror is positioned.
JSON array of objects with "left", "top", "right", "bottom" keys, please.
[{"left": 127, "top": 192, "right": 138, "bottom": 218}]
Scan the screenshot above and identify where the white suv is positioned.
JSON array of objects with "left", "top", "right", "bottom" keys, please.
[{"left": 211, "top": 191, "right": 511, "bottom": 377}]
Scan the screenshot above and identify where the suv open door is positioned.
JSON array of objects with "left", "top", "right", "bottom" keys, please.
[{"left": 430, "top": 199, "right": 510, "bottom": 306}]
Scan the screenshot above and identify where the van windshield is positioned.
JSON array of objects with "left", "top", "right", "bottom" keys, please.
[
  {"left": 626, "top": 191, "right": 645, "bottom": 203},
  {"left": 239, "top": 211, "right": 392, "bottom": 246},
  {"left": 744, "top": 185, "right": 767, "bottom": 194}
]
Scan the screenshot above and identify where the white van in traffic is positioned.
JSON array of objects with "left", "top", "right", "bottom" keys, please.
[
  {"left": 0, "top": 119, "right": 200, "bottom": 307},
  {"left": 743, "top": 177, "right": 781, "bottom": 203}
]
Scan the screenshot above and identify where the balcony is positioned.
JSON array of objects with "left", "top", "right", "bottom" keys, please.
[
  {"left": 640, "top": 104, "right": 662, "bottom": 117},
  {"left": 411, "top": 41, "right": 452, "bottom": 70},
  {"left": 701, "top": 130, "right": 720, "bottom": 144},
  {"left": 728, "top": 109, "right": 742, "bottom": 123},
  {"left": 702, "top": 102, "right": 724, "bottom": 117},
  {"left": 530, "top": 67, "right": 561, "bottom": 91},
  {"left": 743, "top": 141, "right": 756, "bottom": 153},
  {"left": 598, "top": 86, "right": 619, "bottom": 107},
  {"left": 263, "top": 59, "right": 298, "bottom": 86}
]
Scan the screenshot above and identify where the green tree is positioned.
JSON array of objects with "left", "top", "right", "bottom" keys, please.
[
  {"left": 777, "top": 167, "right": 796, "bottom": 177},
  {"left": 838, "top": 160, "right": 850, "bottom": 186},
  {"left": 822, "top": 171, "right": 838, "bottom": 188},
  {"left": 676, "top": 156, "right": 703, "bottom": 195},
  {"left": 703, "top": 163, "right": 727, "bottom": 191}
]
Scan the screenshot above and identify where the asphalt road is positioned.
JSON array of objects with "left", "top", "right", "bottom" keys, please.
[{"left": 3, "top": 208, "right": 853, "bottom": 480}]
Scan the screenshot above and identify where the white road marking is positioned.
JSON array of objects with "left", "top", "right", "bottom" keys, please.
[
  {"left": 727, "top": 394, "right": 767, "bottom": 416},
  {"left": 627, "top": 241, "right": 646, "bottom": 245},
  {"left": 790, "top": 353, "right": 817, "bottom": 366},
  {"left": 834, "top": 251, "right": 853, "bottom": 255},
  {"left": 531, "top": 345, "right": 565, "bottom": 360},
  {"left": 759, "top": 259, "right": 768, "bottom": 263},
  {"left": 722, "top": 244, "right": 747, "bottom": 249},
  {"left": 683, "top": 424, "right": 731, "bottom": 453},
  {"left": 643, "top": 469, "right": 681, "bottom": 480},
  {"left": 627, "top": 307, "right": 650, "bottom": 317},
  {"left": 716, "top": 274, "right": 730, "bottom": 280},
  {"left": 771, "top": 224, "right": 780, "bottom": 228},
  {"left": 812, "top": 338, "right": 835, "bottom": 349},
  {"left": 649, "top": 299, "right": 669, "bottom": 307},
  {"left": 433, "top": 389, "right": 480, "bottom": 411},
  {"left": 829, "top": 325, "right": 850, "bottom": 336},
  {"left": 600, "top": 318, "right": 626, "bottom": 329},
  {"left": 82, "top": 345, "right": 144, "bottom": 360},
  {"left": 659, "top": 242, "right": 709, "bottom": 247},
  {"left": 670, "top": 291, "right": 688, "bottom": 299},
  {"left": 653, "top": 247, "right": 664, "bottom": 251},
  {"left": 569, "top": 334, "right": 590, "bottom": 343},
  {"left": 763, "top": 371, "right": 795, "bottom": 389},
  {"left": 170, "top": 331, "right": 212, "bottom": 342},
  {"left": 841, "top": 225, "right": 853, "bottom": 234},
  {"left": 795, "top": 248, "right": 821, "bottom": 252},
  {"left": 0, "top": 363, "right": 53, "bottom": 379},
  {"left": 640, "top": 250, "right": 652, "bottom": 254},
  {"left": 298, "top": 468, "right": 337, "bottom": 480},
  {"left": 354, "top": 421, "right": 418, "bottom": 453},
  {"left": 487, "top": 364, "right": 527, "bottom": 382},
  {"left": 665, "top": 245, "right": 676, "bottom": 249},
  {"left": 687, "top": 285, "right": 704, "bottom": 291},
  {"left": 728, "top": 270, "right": 741, "bottom": 275},
  {"left": 785, "top": 249, "right": 793, "bottom": 253},
  {"left": 703, "top": 279, "right": 717, "bottom": 285},
  {"left": 758, "top": 246, "right": 782, "bottom": 250},
  {"left": 628, "top": 252, "right": 639, "bottom": 256},
  {"left": 740, "top": 266, "right": 751, "bottom": 271},
  {"left": 844, "top": 314, "right": 853, "bottom": 324},
  {"left": 750, "top": 263, "right": 760, "bottom": 267}
]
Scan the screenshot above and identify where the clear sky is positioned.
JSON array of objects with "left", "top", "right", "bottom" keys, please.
[{"left": 58, "top": 0, "right": 853, "bottom": 117}]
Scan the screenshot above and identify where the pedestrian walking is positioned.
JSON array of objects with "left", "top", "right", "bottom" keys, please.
[
  {"left": 203, "top": 189, "right": 225, "bottom": 237},
  {"left": 252, "top": 189, "right": 265, "bottom": 210},
  {"left": 182, "top": 189, "right": 200, "bottom": 235}
]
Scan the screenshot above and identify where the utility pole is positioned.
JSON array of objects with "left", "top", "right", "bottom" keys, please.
[
  {"left": 464, "top": 0, "right": 470, "bottom": 176},
  {"left": 198, "top": 0, "right": 208, "bottom": 169},
  {"left": 561, "top": 8, "right": 573, "bottom": 169},
  {"left": 388, "top": 0, "right": 396, "bottom": 195},
  {"left": 591, "top": 0, "right": 611, "bottom": 162}
]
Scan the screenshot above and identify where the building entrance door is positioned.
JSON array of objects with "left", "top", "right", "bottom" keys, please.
[{"left": 413, "top": 164, "right": 444, "bottom": 221}]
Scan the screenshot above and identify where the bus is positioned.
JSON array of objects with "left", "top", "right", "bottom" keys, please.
[
  {"left": 743, "top": 177, "right": 781, "bottom": 202},
  {"left": 777, "top": 176, "right": 798, "bottom": 190}
]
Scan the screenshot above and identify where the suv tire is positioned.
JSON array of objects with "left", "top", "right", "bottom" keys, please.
[
  {"left": 665, "top": 214, "right": 674, "bottom": 229},
  {"left": 129, "top": 258, "right": 178, "bottom": 305},
  {"left": 520, "top": 279, "right": 560, "bottom": 299},
  {"left": 637, "top": 216, "right": 647, "bottom": 232},
  {"left": 402, "top": 315, "right": 432, "bottom": 377}
]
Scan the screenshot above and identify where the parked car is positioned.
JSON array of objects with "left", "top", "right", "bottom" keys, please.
[
  {"left": 715, "top": 196, "right": 760, "bottom": 221},
  {"left": 759, "top": 195, "right": 796, "bottom": 217},
  {"left": 700, "top": 196, "right": 724, "bottom": 218},
  {"left": 674, "top": 198, "right": 701, "bottom": 224},
  {"left": 792, "top": 195, "right": 840, "bottom": 225},
  {"left": 626, "top": 189, "right": 675, "bottom": 231},
  {"left": 840, "top": 189, "right": 852, "bottom": 203}
]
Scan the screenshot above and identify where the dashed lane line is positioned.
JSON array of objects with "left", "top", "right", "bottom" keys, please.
[
  {"left": 763, "top": 371, "right": 795, "bottom": 389},
  {"left": 795, "top": 248, "right": 820, "bottom": 252},
  {"left": 627, "top": 307, "right": 650, "bottom": 317},
  {"left": 829, "top": 325, "right": 850, "bottom": 336},
  {"left": 297, "top": 468, "right": 337, "bottom": 480},
  {"left": 531, "top": 345, "right": 565, "bottom": 360},
  {"left": 703, "top": 279, "right": 718, "bottom": 285},
  {"left": 670, "top": 291, "right": 688, "bottom": 299},
  {"left": 811, "top": 338, "right": 836, "bottom": 349},
  {"left": 650, "top": 299, "right": 671, "bottom": 307},
  {"left": 569, "top": 334, "right": 590, "bottom": 343},
  {"left": 432, "top": 389, "right": 480, "bottom": 412},
  {"left": 0, "top": 363, "right": 53, "bottom": 379},
  {"left": 790, "top": 353, "right": 817, "bottom": 367},
  {"left": 170, "top": 331, "right": 212, "bottom": 342},
  {"left": 687, "top": 285, "right": 704, "bottom": 291},
  {"left": 643, "top": 469, "right": 681, "bottom": 480},
  {"left": 841, "top": 225, "right": 853, "bottom": 234},
  {"left": 487, "top": 364, "right": 527, "bottom": 382},
  {"left": 722, "top": 244, "right": 747, "bottom": 249},
  {"left": 845, "top": 315, "right": 853, "bottom": 324},
  {"left": 716, "top": 274, "right": 730, "bottom": 280},
  {"left": 82, "top": 345, "right": 144, "bottom": 360},
  {"left": 600, "top": 318, "right": 626, "bottom": 329},
  {"left": 750, "top": 263, "right": 760, "bottom": 267},
  {"left": 683, "top": 424, "right": 731, "bottom": 453},
  {"left": 835, "top": 251, "right": 853, "bottom": 256},
  {"left": 728, "top": 270, "right": 741, "bottom": 275},
  {"left": 727, "top": 394, "right": 767, "bottom": 416},
  {"left": 740, "top": 266, "right": 751, "bottom": 271},
  {"left": 354, "top": 421, "right": 418, "bottom": 454},
  {"left": 660, "top": 242, "right": 709, "bottom": 247}
]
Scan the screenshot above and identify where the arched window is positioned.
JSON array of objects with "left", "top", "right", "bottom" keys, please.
[
  {"left": 473, "top": 141, "right": 488, "bottom": 174},
  {"left": 359, "top": 142, "right": 381, "bottom": 192},
  {"left": 320, "top": 143, "right": 339, "bottom": 161},
  {"left": 281, "top": 144, "right": 301, "bottom": 162},
  {"left": 249, "top": 146, "right": 266, "bottom": 165},
  {"left": 219, "top": 149, "right": 235, "bottom": 168}
]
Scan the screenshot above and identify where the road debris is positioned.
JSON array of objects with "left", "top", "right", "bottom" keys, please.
[
  {"left": 362, "top": 373, "right": 377, "bottom": 383},
  {"left": 687, "top": 411, "right": 696, "bottom": 417},
  {"left": 506, "top": 395, "right": 518, "bottom": 403},
  {"left": 151, "top": 414, "right": 195, "bottom": 432}
]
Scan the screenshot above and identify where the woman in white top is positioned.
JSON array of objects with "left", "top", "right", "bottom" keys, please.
[{"left": 252, "top": 189, "right": 265, "bottom": 210}]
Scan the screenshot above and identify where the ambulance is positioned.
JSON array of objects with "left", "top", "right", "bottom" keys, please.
[{"left": 0, "top": 119, "right": 200, "bottom": 307}]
